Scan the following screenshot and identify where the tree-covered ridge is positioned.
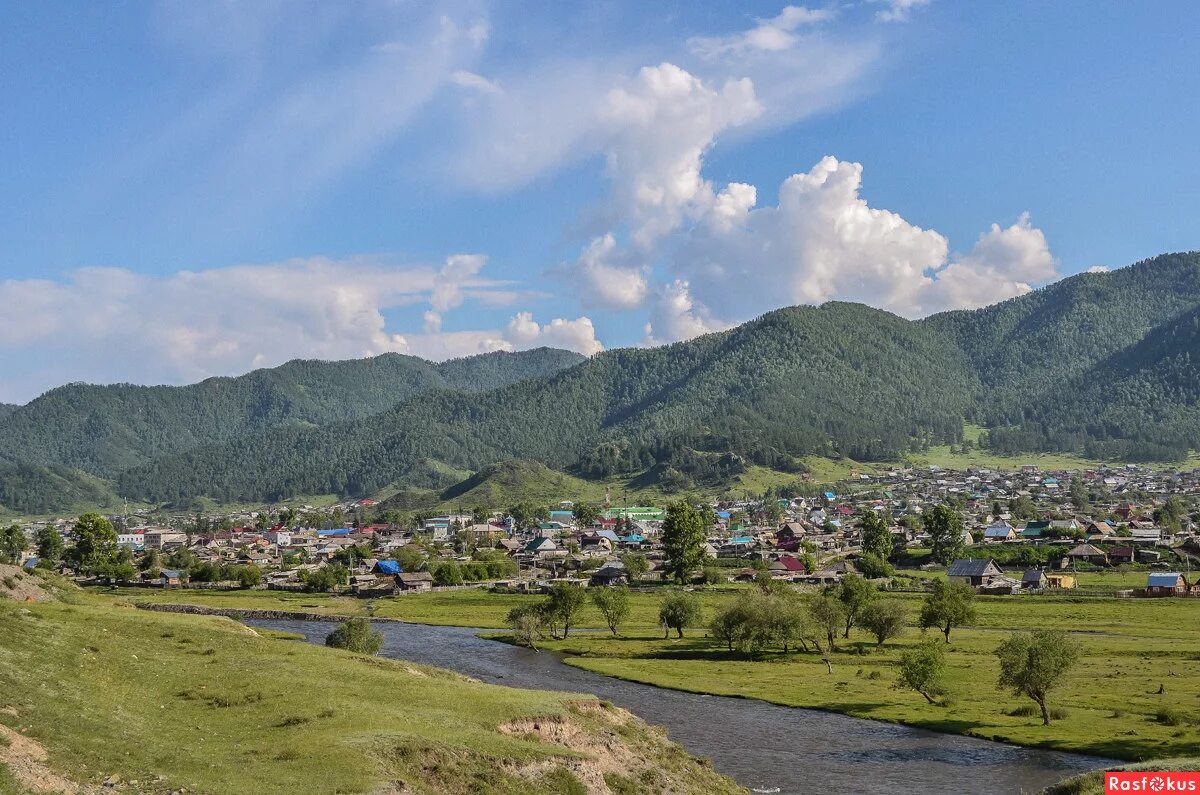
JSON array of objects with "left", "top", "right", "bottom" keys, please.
[
  {"left": 117, "top": 302, "right": 978, "bottom": 502},
  {"left": 0, "top": 347, "right": 584, "bottom": 477}
]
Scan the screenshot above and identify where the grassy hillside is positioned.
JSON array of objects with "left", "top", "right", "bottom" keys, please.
[{"left": 0, "top": 596, "right": 738, "bottom": 795}]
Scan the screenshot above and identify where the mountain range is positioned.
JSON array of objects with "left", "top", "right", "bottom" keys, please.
[{"left": 2, "top": 251, "right": 1198, "bottom": 514}]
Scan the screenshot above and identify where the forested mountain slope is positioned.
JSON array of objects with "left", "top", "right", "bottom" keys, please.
[
  {"left": 0, "top": 347, "right": 584, "bottom": 477},
  {"left": 117, "top": 302, "right": 977, "bottom": 502}
]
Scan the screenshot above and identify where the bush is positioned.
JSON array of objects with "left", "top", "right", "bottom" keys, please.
[
  {"left": 432, "top": 562, "right": 463, "bottom": 586},
  {"left": 325, "top": 617, "right": 383, "bottom": 655},
  {"left": 857, "top": 553, "right": 895, "bottom": 579},
  {"left": 1156, "top": 707, "right": 1189, "bottom": 727}
]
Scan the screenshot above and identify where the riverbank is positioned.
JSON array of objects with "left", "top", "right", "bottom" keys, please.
[
  {"left": 0, "top": 597, "right": 740, "bottom": 794},
  {"left": 97, "top": 586, "right": 1200, "bottom": 762}
]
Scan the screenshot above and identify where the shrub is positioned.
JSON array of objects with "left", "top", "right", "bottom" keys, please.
[
  {"left": 325, "top": 617, "right": 383, "bottom": 655},
  {"left": 1156, "top": 707, "right": 1188, "bottom": 727}
]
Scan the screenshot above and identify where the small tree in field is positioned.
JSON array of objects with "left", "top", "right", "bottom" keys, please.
[
  {"left": 506, "top": 605, "right": 546, "bottom": 650},
  {"left": 837, "top": 574, "right": 876, "bottom": 638},
  {"left": 860, "top": 600, "right": 908, "bottom": 648},
  {"left": 325, "top": 617, "right": 383, "bottom": 655},
  {"left": 591, "top": 586, "right": 631, "bottom": 636},
  {"left": 658, "top": 590, "right": 703, "bottom": 638},
  {"left": 898, "top": 639, "right": 947, "bottom": 704},
  {"left": 546, "top": 582, "right": 588, "bottom": 638},
  {"left": 621, "top": 552, "right": 650, "bottom": 582},
  {"left": 808, "top": 591, "right": 846, "bottom": 652},
  {"left": 919, "top": 579, "right": 976, "bottom": 642},
  {"left": 995, "top": 630, "right": 1080, "bottom": 725}
]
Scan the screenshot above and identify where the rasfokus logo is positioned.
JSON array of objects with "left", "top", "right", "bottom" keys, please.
[{"left": 1106, "top": 772, "right": 1200, "bottom": 793}]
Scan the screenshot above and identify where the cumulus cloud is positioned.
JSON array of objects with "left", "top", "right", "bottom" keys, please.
[
  {"left": 662, "top": 157, "right": 1056, "bottom": 328},
  {"left": 642, "top": 280, "right": 729, "bottom": 345},
  {"left": 0, "top": 256, "right": 602, "bottom": 402},
  {"left": 688, "top": 6, "right": 836, "bottom": 59},
  {"left": 922, "top": 212, "right": 1057, "bottom": 313},
  {"left": 1087, "top": 265, "right": 1110, "bottom": 274},
  {"left": 505, "top": 312, "right": 604, "bottom": 356},
  {"left": 573, "top": 234, "right": 649, "bottom": 310}
]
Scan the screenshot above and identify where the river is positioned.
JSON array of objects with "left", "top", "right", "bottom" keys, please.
[{"left": 248, "top": 618, "right": 1113, "bottom": 794}]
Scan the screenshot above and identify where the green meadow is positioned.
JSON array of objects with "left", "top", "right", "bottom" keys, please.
[{"left": 0, "top": 593, "right": 738, "bottom": 794}]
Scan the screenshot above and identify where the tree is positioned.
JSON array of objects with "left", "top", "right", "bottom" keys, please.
[
  {"left": 0, "top": 525, "right": 25, "bottom": 563},
  {"left": 325, "top": 617, "right": 382, "bottom": 655},
  {"left": 857, "top": 553, "right": 894, "bottom": 579},
  {"left": 590, "top": 586, "right": 631, "bottom": 635},
  {"left": 710, "top": 596, "right": 761, "bottom": 652},
  {"left": 924, "top": 503, "right": 965, "bottom": 565},
  {"left": 898, "top": 639, "right": 947, "bottom": 704},
  {"left": 35, "top": 526, "right": 64, "bottom": 566},
  {"left": 621, "top": 552, "right": 650, "bottom": 582},
  {"left": 506, "top": 605, "right": 546, "bottom": 650},
  {"left": 807, "top": 591, "right": 846, "bottom": 652},
  {"left": 432, "top": 561, "right": 463, "bottom": 586},
  {"left": 836, "top": 574, "right": 876, "bottom": 638},
  {"left": 859, "top": 600, "right": 908, "bottom": 648},
  {"left": 393, "top": 545, "right": 427, "bottom": 573},
  {"left": 471, "top": 506, "right": 491, "bottom": 525},
  {"left": 919, "top": 579, "right": 977, "bottom": 642},
  {"left": 661, "top": 500, "right": 707, "bottom": 582},
  {"left": 71, "top": 513, "right": 117, "bottom": 573},
  {"left": 235, "top": 564, "right": 263, "bottom": 588},
  {"left": 572, "top": 502, "right": 600, "bottom": 528},
  {"left": 546, "top": 582, "right": 587, "bottom": 637},
  {"left": 995, "top": 630, "right": 1080, "bottom": 725},
  {"left": 859, "top": 510, "right": 893, "bottom": 561},
  {"left": 658, "top": 590, "right": 702, "bottom": 638}
]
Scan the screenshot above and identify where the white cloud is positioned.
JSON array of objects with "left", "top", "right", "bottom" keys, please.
[
  {"left": 573, "top": 234, "right": 649, "bottom": 310},
  {"left": 450, "top": 69, "right": 502, "bottom": 95},
  {"left": 688, "top": 6, "right": 836, "bottom": 59},
  {"left": 0, "top": 254, "right": 605, "bottom": 402},
  {"left": 922, "top": 212, "right": 1057, "bottom": 313},
  {"left": 1087, "top": 265, "right": 1110, "bottom": 274},
  {"left": 874, "top": 0, "right": 931, "bottom": 23},
  {"left": 505, "top": 312, "right": 604, "bottom": 356},
  {"left": 663, "top": 157, "right": 1056, "bottom": 329},
  {"left": 642, "top": 280, "right": 729, "bottom": 345}
]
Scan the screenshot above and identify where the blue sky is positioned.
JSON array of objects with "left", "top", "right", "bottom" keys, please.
[{"left": 1, "top": 0, "right": 1197, "bottom": 402}]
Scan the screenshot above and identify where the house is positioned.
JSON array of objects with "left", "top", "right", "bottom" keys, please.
[
  {"left": 159, "top": 569, "right": 184, "bottom": 587},
  {"left": 396, "top": 572, "right": 434, "bottom": 592},
  {"left": 1145, "top": 572, "right": 1189, "bottom": 597},
  {"left": 1021, "top": 569, "right": 1048, "bottom": 590},
  {"left": 589, "top": 561, "right": 628, "bottom": 587},
  {"left": 524, "top": 537, "right": 558, "bottom": 556},
  {"left": 983, "top": 523, "right": 1017, "bottom": 542},
  {"left": 946, "top": 558, "right": 1005, "bottom": 587},
  {"left": 373, "top": 559, "right": 401, "bottom": 576},
  {"left": 1063, "top": 543, "right": 1108, "bottom": 566},
  {"left": 1021, "top": 521, "right": 1049, "bottom": 540},
  {"left": 768, "top": 555, "right": 806, "bottom": 577},
  {"left": 144, "top": 529, "right": 188, "bottom": 550},
  {"left": 1107, "top": 546, "right": 1135, "bottom": 566}
]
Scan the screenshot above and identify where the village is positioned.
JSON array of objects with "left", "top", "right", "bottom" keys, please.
[{"left": 7, "top": 461, "right": 1199, "bottom": 599}]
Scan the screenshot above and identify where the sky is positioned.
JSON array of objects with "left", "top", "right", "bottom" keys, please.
[{"left": 1, "top": 0, "right": 1198, "bottom": 403}]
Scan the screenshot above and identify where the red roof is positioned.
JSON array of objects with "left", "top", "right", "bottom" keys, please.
[{"left": 776, "top": 555, "right": 805, "bottom": 571}]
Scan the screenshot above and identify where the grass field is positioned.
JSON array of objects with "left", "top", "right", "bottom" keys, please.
[
  {"left": 112, "top": 585, "right": 1200, "bottom": 761},
  {"left": 0, "top": 593, "right": 738, "bottom": 795}
]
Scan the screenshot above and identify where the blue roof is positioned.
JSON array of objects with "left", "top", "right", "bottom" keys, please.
[
  {"left": 376, "top": 560, "right": 401, "bottom": 575},
  {"left": 717, "top": 511, "right": 731, "bottom": 519},
  {"left": 22, "top": 557, "right": 39, "bottom": 570},
  {"left": 595, "top": 529, "right": 620, "bottom": 542},
  {"left": 823, "top": 491, "right": 836, "bottom": 500},
  {"left": 729, "top": 535, "right": 754, "bottom": 545},
  {"left": 161, "top": 569, "right": 182, "bottom": 578},
  {"left": 318, "top": 528, "right": 351, "bottom": 537},
  {"left": 1147, "top": 573, "right": 1183, "bottom": 587},
  {"left": 620, "top": 534, "right": 645, "bottom": 543}
]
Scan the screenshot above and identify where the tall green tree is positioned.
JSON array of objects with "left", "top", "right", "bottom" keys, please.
[
  {"left": 35, "top": 526, "right": 64, "bottom": 565},
  {"left": 919, "top": 579, "right": 977, "bottom": 642},
  {"left": 923, "top": 503, "right": 965, "bottom": 565},
  {"left": 859, "top": 510, "right": 893, "bottom": 561},
  {"left": 590, "top": 586, "right": 631, "bottom": 636},
  {"left": 621, "top": 552, "right": 650, "bottom": 582},
  {"left": 572, "top": 502, "right": 600, "bottom": 528},
  {"left": 836, "top": 574, "right": 876, "bottom": 638},
  {"left": 71, "top": 513, "right": 117, "bottom": 573},
  {"left": 661, "top": 500, "right": 707, "bottom": 582},
  {"left": 0, "top": 525, "right": 25, "bottom": 563},
  {"left": 995, "top": 630, "right": 1080, "bottom": 726},
  {"left": 546, "top": 582, "right": 588, "bottom": 638}
]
